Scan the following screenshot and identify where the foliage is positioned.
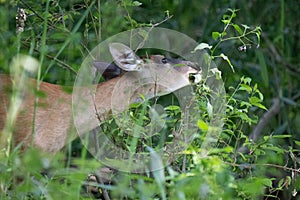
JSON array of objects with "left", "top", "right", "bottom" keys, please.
[{"left": 0, "top": 0, "right": 299, "bottom": 199}]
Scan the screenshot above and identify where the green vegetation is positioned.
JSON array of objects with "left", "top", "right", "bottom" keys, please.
[{"left": 0, "top": 0, "right": 299, "bottom": 199}]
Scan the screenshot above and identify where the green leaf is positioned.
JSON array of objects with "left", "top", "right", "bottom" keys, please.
[
  {"left": 294, "top": 140, "right": 300, "bottom": 147},
  {"left": 220, "top": 53, "right": 235, "bottom": 72},
  {"left": 249, "top": 96, "right": 261, "bottom": 104},
  {"left": 197, "top": 120, "right": 208, "bottom": 131},
  {"left": 240, "top": 101, "right": 251, "bottom": 108},
  {"left": 239, "top": 84, "right": 252, "bottom": 93},
  {"left": 263, "top": 136, "right": 270, "bottom": 141},
  {"left": 232, "top": 24, "right": 243, "bottom": 35},
  {"left": 253, "top": 83, "right": 258, "bottom": 91},
  {"left": 249, "top": 96, "right": 267, "bottom": 110},
  {"left": 222, "top": 14, "right": 230, "bottom": 19},
  {"left": 261, "top": 178, "right": 273, "bottom": 188},
  {"left": 221, "top": 32, "right": 227, "bottom": 37},
  {"left": 241, "top": 24, "right": 250, "bottom": 30},
  {"left": 241, "top": 77, "right": 252, "bottom": 84},
  {"left": 253, "top": 103, "right": 267, "bottom": 110},
  {"left": 221, "top": 19, "right": 230, "bottom": 24},
  {"left": 263, "top": 145, "right": 286, "bottom": 154},
  {"left": 212, "top": 32, "right": 220, "bottom": 40},
  {"left": 272, "top": 134, "right": 292, "bottom": 139},
  {"left": 165, "top": 105, "right": 180, "bottom": 111},
  {"left": 278, "top": 178, "right": 285, "bottom": 188},
  {"left": 132, "top": 1, "right": 142, "bottom": 6},
  {"left": 264, "top": 135, "right": 292, "bottom": 141},
  {"left": 193, "top": 43, "right": 212, "bottom": 52}
]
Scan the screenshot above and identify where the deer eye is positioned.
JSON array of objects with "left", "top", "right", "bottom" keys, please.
[{"left": 161, "top": 57, "right": 168, "bottom": 64}]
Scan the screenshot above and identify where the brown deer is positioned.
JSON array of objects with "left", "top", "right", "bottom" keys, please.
[{"left": 0, "top": 43, "right": 200, "bottom": 154}]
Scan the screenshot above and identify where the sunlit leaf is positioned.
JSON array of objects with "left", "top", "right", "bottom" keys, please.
[
  {"left": 221, "top": 19, "right": 230, "bottom": 24},
  {"left": 253, "top": 102, "right": 267, "bottom": 110},
  {"left": 239, "top": 84, "right": 252, "bottom": 93},
  {"left": 220, "top": 53, "right": 234, "bottom": 72},
  {"left": 197, "top": 120, "right": 208, "bottom": 131},
  {"left": 165, "top": 105, "right": 180, "bottom": 111},
  {"left": 249, "top": 96, "right": 261, "bottom": 104},
  {"left": 272, "top": 134, "right": 292, "bottom": 139},
  {"left": 212, "top": 32, "right": 220, "bottom": 40},
  {"left": 241, "top": 76, "right": 252, "bottom": 84},
  {"left": 193, "top": 43, "right": 212, "bottom": 52},
  {"left": 294, "top": 140, "right": 300, "bottom": 147},
  {"left": 232, "top": 24, "right": 243, "bottom": 35},
  {"left": 241, "top": 24, "right": 250, "bottom": 30},
  {"left": 132, "top": 1, "right": 142, "bottom": 6}
]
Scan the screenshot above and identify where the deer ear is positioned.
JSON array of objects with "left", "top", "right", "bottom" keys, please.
[
  {"left": 93, "top": 61, "right": 122, "bottom": 80},
  {"left": 109, "top": 43, "right": 143, "bottom": 71}
]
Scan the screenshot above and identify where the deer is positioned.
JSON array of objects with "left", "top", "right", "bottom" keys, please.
[{"left": 0, "top": 43, "right": 200, "bottom": 155}]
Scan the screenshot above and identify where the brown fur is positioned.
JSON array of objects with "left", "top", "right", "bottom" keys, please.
[{"left": 0, "top": 62, "right": 198, "bottom": 153}]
